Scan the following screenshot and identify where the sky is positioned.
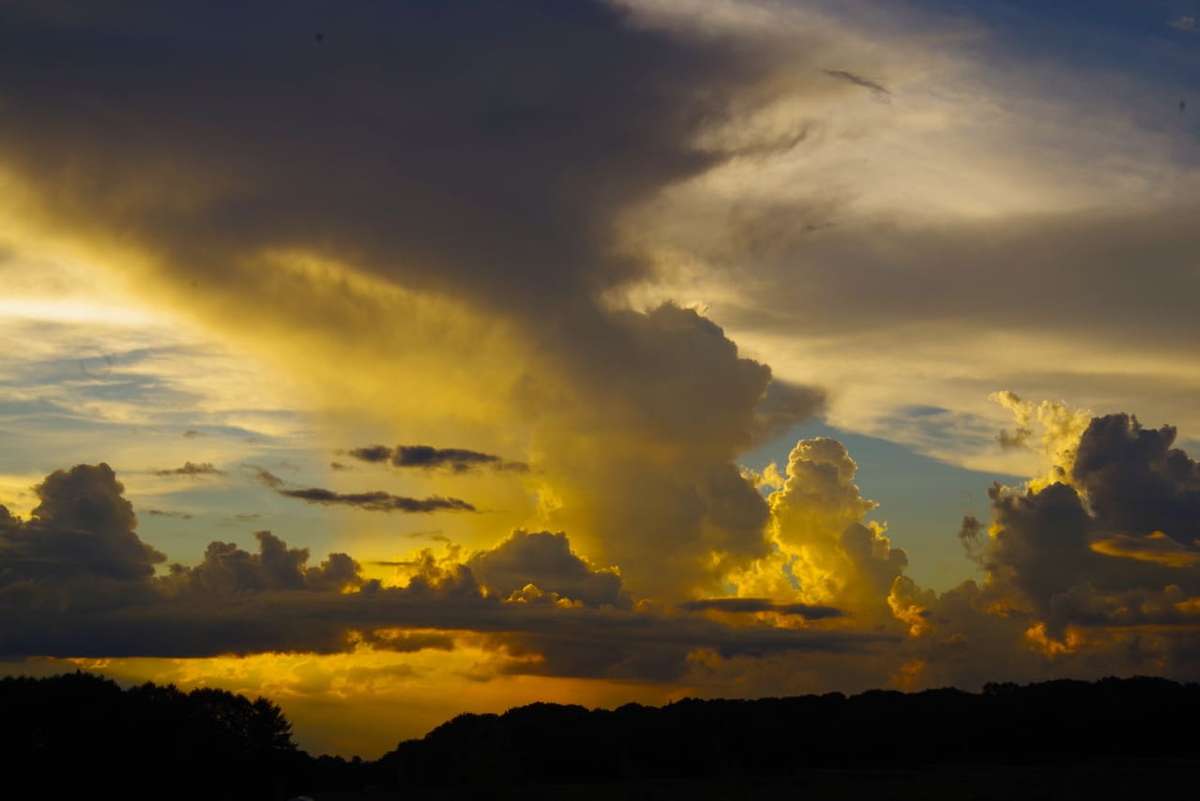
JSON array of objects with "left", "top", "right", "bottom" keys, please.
[{"left": 1, "top": 0, "right": 1199, "bottom": 757}]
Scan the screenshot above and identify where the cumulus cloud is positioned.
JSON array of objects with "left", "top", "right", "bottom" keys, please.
[
  {"left": 0, "top": 463, "right": 883, "bottom": 679},
  {"left": 465, "top": 531, "right": 628, "bottom": 609},
  {"left": 731, "top": 437, "right": 907, "bottom": 629},
  {"left": 0, "top": 463, "right": 164, "bottom": 583},
  {"left": 883, "top": 410, "right": 1200, "bottom": 688},
  {"left": 11, "top": 402, "right": 1200, "bottom": 691}
]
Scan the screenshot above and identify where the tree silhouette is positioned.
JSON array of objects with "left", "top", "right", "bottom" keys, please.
[{"left": 3, "top": 672, "right": 1198, "bottom": 799}]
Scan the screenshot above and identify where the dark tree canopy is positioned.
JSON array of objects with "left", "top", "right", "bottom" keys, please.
[{"left": 4, "top": 672, "right": 1199, "bottom": 799}]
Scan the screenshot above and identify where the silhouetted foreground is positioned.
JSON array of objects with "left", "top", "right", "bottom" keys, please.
[{"left": 6, "top": 673, "right": 1199, "bottom": 799}]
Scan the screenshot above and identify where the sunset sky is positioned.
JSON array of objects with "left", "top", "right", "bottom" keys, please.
[{"left": 3, "top": 0, "right": 1200, "bottom": 756}]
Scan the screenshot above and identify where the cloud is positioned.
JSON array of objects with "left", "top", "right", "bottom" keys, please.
[
  {"left": 144, "top": 509, "right": 194, "bottom": 520},
  {"left": 0, "top": 0, "right": 826, "bottom": 603},
  {"left": 347, "top": 445, "right": 528, "bottom": 473},
  {"left": 277, "top": 488, "right": 475, "bottom": 514},
  {"left": 466, "top": 531, "right": 628, "bottom": 608},
  {"left": 731, "top": 437, "right": 907, "bottom": 628},
  {"left": 12, "top": 402, "right": 1200, "bottom": 691},
  {"left": 613, "top": 2, "right": 1200, "bottom": 474},
  {"left": 153, "top": 461, "right": 224, "bottom": 477},
  {"left": 884, "top": 409, "right": 1200, "bottom": 687},
  {"left": 822, "top": 68, "right": 890, "bottom": 96},
  {"left": 249, "top": 467, "right": 284, "bottom": 489},
  {"left": 1090, "top": 532, "right": 1200, "bottom": 569},
  {"left": 680, "top": 598, "right": 844, "bottom": 619},
  {"left": 246, "top": 463, "right": 478, "bottom": 514},
  {"left": 346, "top": 446, "right": 392, "bottom": 464},
  {"left": 0, "top": 463, "right": 164, "bottom": 583},
  {"left": 1070, "top": 414, "right": 1200, "bottom": 546},
  {"left": 167, "top": 529, "right": 363, "bottom": 595},
  {"left": 0, "top": 462, "right": 888, "bottom": 678},
  {"left": 1169, "top": 16, "right": 1196, "bottom": 32}
]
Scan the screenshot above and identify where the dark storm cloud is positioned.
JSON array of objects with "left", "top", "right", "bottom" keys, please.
[
  {"left": 0, "top": 0, "right": 793, "bottom": 318},
  {"left": 0, "top": 463, "right": 887, "bottom": 676},
  {"left": 277, "top": 487, "right": 476, "bottom": 514},
  {"left": 153, "top": 461, "right": 224, "bottom": 477},
  {"left": 925, "top": 415, "right": 1200, "bottom": 640},
  {"left": 1070, "top": 414, "right": 1200, "bottom": 545},
  {"left": 0, "top": 464, "right": 164, "bottom": 583},
  {"left": 347, "top": 445, "right": 528, "bottom": 473},
  {"left": 680, "top": 598, "right": 845, "bottom": 619}
]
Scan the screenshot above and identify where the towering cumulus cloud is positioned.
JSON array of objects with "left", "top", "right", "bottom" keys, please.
[
  {"left": 883, "top": 412, "right": 1200, "bottom": 688},
  {"left": 0, "top": 0, "right": 828, "bottom": 599}
]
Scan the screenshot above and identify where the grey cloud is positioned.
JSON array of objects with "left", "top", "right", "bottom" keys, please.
[
  {"left": 997, "top": 427, "right": 1033, "bottom": 450},
  {"left": 248, "top": 467, "right": 284, "bottom": 489},
  {"left": 347, "top": 446, "right": 392, "bottom": 464},
  {"left": 0, "top": 463, "right": 887, "bottom": 679},
  {"left": 694, "top": 206, "right": 1200, "bottom": 360},
  {"left": 165, "top": 530, "right": 362, "bottom": 595},
  {"left": 145, "top": 509, "right": 194, "bottom": 520},
  {"left": 752, "top": 380, "right": 827, "bottom": 444},
  {"left": 822, "top": 69, "right": 890, "bottom": 96},
  {"left": 0, "top": 463, "right": 164, "bottom": 584},
  {"left": 1070, "top": 414, "right": 1200, "bottom": 546},
  {"left": 277, "top": 488, "right": 475, "bottom": 514},
  {"left": 903, "top": 413, "right": 1200, "bottom": 675},
  {"left": 348, "top": 444, "right": 528, "bottom": 473},
  {"left": 250, "top": 466, "right": 464, "bottom": 516},
  {"left": 680, "top": 598, "right": 844, "bottom": 619},
  {"left": 466, "top": 530, "right": 628, "bottom": 608},
  {"left": 0, "top": 1, "right": 828, "bottom": 602},
  {"left": 153, "top": 461, "right": 224, "bottom": 477},
  {"left": 0, "top": 1, "right": 798, "bottom": 321}
]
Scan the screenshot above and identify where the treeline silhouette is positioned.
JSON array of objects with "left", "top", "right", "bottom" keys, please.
[{"left": 5, "top": 673, "right": 1199, "bottom": 799}]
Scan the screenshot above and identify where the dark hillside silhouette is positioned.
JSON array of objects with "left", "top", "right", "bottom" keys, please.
[{"left": 4, "top": 673, "right": 1199, "bottom": 799}]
